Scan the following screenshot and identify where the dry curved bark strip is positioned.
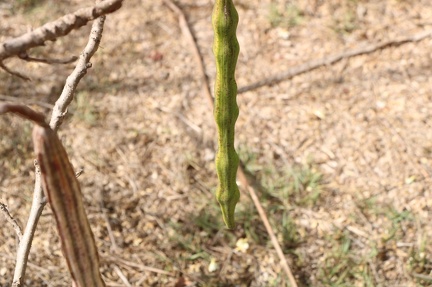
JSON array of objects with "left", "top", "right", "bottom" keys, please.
[
  {"left": 0, "top": 103, "right": 105, "bottom": 287},
  {"left": 212, "top": 0, "right": 240, "bottom": 229}
]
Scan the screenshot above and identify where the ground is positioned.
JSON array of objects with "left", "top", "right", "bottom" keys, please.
[{"left": 0, "top": 0, "right": 432, "bottom": 286}]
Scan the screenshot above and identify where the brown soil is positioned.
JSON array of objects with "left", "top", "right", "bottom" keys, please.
[{"left": 0, "top": 0, "right": 431, "bottom": 286}]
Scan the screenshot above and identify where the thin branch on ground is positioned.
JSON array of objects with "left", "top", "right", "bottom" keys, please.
[
  {"left": 98, "top": 188, "right": 120, "bottom": 253},
  {"left": 0, "top": 203, "right": 23, "bottom": 241},
  {"left": 113, "top": 265, "right": 132, "bottom": 287},
  {"left": 103, "top": 209, "right": 120, "bottom": 252},
  {"left": 12, "top": 161, "right": 46, "bottom": 287},
  {"left": 163, "top": 1, "right": 299, "bottom": 287},
  {"left": 236, "top": 169, "right": 298, "bottom": 287},
  {"left": 11, "top": 13, "right": 108, "bottom": 287},
  {"left": 102, "top": 255, "right": 175, "bottom": 276},
  {"left": 238, "top": 29, "right": 432, "bottom": 93},
  {"left": 163, "top": 0, "right": 214, "bottom": 107},
  {"left": 0, "top": 0, "right": 122, "bottom": 62}
]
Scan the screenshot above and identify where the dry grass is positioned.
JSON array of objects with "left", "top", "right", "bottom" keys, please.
[{"left": 1, "top": 0, "right": 432, "bottom": 286}]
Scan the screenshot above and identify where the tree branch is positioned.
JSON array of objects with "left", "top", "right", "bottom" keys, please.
[
  {"left": 18, "top": 53, "right": 78, "bottom": 64},
  {"left": 0, "top": 0, "right": 122, "bottom": 62},
  {"left": 0, "top": 203, "right": 23, "bottom": 241},
  {"left": 10, "top": 10, "right": 109, "bottom": 287},
  {"left": 12, "top": 160, "right": 46, "bottom": 287},
  {"left": 49, "top": 15, "right": 106, "bottom": 131},
  {"left": 0, "top": 102, "right": 48, "bottom": 127},
  {"left": 0, "top": 62, "right": 30, "bottom": 81}
]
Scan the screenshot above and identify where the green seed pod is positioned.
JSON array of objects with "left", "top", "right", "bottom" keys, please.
[{"left": 212, "top": 0, "right": 240, "bottom": 229}]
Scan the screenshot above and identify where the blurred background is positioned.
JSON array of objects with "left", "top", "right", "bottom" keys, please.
[{"left": 0, "top": 0, "right": 431, "bottom": 286}]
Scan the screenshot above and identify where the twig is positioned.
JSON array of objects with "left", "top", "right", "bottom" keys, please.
[
  {"left": 50, "top": 15, "right": 106, "bottom": 131},
  {"left": 0, "top": 203, "right": 23, "bottom": 241},
  {"left": 236, "top": 169, "right": 298, "bottom": 287},
  {"left": 238, "top": 29, "right": 432, "bottom": 93},
  {"left": 0, "top": 102, "right": 48, "bottom": 127},
  {"left": 75, "top": 168, "right": 84, "bottom": 178},
  {"left": 368, "top": 260, "right": 384, "bottom": 285},
  {"left": 12, "top": 161, "right": 46, "bottom": 287},
  {"left": 162, "top": 0, "right": 214, "bottom": 107},
  {"left": 163, "top": 1, "right": 298, "bottom": 286},
  {"left": 0, "top": 62, "right": 30, "bottom": 81},
  {"left": 0, "top": 95, "right": 54, "bottom": 109},
  {"left": 103, "top": 255, "right": 175, "bottom": 276},
  {"left": 98, "top": 188, "right": 120, "bottom": 253},
  {"left": 11, "top": 13, "right": 109, "bottom": 287},
  {"left": 0, "top": 0, "right": 122, "bottom": 62},
  {"left": 19, "top": 53, "right": 78, "bottom": 64},
  {"left": 103, "top": 210, "right": 120, "bottom": 252},
  {"left": 113, "top": 265, "right": 132, "bottom": 287}
]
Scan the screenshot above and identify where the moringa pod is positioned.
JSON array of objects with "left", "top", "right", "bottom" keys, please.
[
  {"left": 33, "top": 126, "right": 105, "bottom": 287},
  {"left": 212, "top": 0, "right": 240, "bottom": 229},
  {"left": 0, "top": 103, "right": 105, "bottom": 287}
]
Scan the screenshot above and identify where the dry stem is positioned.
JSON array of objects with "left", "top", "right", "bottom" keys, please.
[
  {"left": 0, "top": 94, "right": 54, "bottom": 109},
  {"left": 0, "top": 0, "right": 122, "bottom": 62},
  {"left": 0, "top": 0, "right": 122, "bottom": 80},
  {"left": 237, "top": 169, "right": 298, "bottom": 287},
  {"left": 12, "top": 161, "right": 46, "bottom": 287},
  {"left": 10, "top": 11, "right": 109, "bottom": 287},
  {"left": 0, "top": 203, "right": 23, "bottom": 241},
  {"left": 50, "top": 15, "right": 106, "bottom": 131},
  {"left": 162, "top": 0, "right": 214, "bottom": 107}
]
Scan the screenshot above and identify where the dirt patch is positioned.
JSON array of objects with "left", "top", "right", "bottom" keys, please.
[{"left": 1, "top": 0, "right": 431, "bottom": 286}]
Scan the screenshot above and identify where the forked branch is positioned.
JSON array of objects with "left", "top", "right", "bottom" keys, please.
[
  {"left": 7, "top": 9, "right": 110, "bottom": 287},
  {"left": 50, "top": 15, "right": 106, "bottom": 131},
  {"left": 0, "top": 203, "right": 23, "bottom": 241},
  {"left": 11, "top": 161, "right": 45, "bottom": 287},
  {"left": 0, "top": 0, "right": 122, "bottom": 62}
]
